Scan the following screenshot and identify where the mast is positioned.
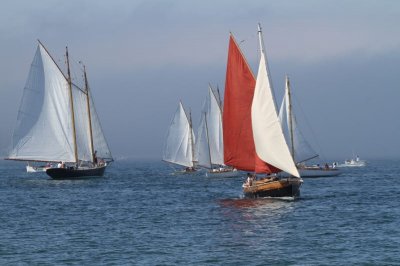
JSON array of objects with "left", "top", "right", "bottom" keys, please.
[
  {"left": 188, "top": 109, "right": 195, "bottom": 167},
  {"left": 216, "top": 84, "right": 222, "bottom": 110},
  {"left": 286, "top": 75, "right": 295, "bottom": 159},
  {"left": 83, "top": 65, "right": 95, "bottom": 163},
  {"left": 257, "top": 23, "right": 278, "bottom": 110},
  {"left": 66, "top": 46, "right": 78, "bottom": 165},
  {"left": 210, "top": 84, "right": 222, "bottom": 113},
  {"left": 204, "top": 112, "right": 213, "bottom": 169}
]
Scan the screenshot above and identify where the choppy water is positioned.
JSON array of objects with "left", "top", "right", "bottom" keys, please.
[{"left": 0, "top": 159, "right": 399, "bottom": 265}]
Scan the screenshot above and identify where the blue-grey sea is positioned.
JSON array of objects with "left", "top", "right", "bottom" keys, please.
[{"left": 0, "top": 159, "right": 399, "bottom": 265}]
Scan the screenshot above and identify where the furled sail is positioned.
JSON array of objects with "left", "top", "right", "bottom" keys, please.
[
  {"left": 251, "top": 26, "right": 299, "bottom": 177},
  {"left": 163, "top": 102, "right": 195, "bottom": 168},
  {"left": 279, "top": 76, "right": 318, "bottom": 163},
  {"left": 222, "top": 34, "right": 270, "bottom": 172}
]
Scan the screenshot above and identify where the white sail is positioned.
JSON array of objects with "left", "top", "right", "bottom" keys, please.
[
  {"left": 279, "top": 77, "right": 318, "bottom": 163},
  {"left": 8, "top": 44, "right": 76, "bottom": 162},
  {"left": 163, "top": 102, "right": 195, "bottom": 168},
  {"left": 200, "top": 86, "right": 224, "bottom": 165},
  {"left": 8, "top": 43, "right": 112, "bottom": 164},
  {"left": 196, "top": 113, "right": 212, "bottom": 169},
  {"left": 72, "top": 83, "right": 92, "bottom": 162},
  {"left": 88, "top": 88, "right": 113, "bottom": 161},
  {"left": 251, "top": 26, "right": 299, "bottom": 177}
]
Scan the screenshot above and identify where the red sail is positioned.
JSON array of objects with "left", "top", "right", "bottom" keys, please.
[{"left": 223, "top": 34, "right": 277, "bottom": 173}]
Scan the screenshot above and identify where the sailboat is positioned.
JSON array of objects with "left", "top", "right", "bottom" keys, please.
[
  {"left": 277, "top": 76, "right": 341, "bottom": 178},
  {"left": 195, "top": 85, "right": 239, "bottom": 177},
  {"left": 163, "top": 101, "right": 197, "bottom": 174},
  {"left": 223, "top": 24, "right": 303, "bottom": 198},
  {"left": 6, "top": 41, "right": 113, "bottom": 179}
]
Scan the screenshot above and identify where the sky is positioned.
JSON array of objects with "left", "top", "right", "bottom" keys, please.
[{"left": 1, "top": 0, "right": 399, "bottom": 161}]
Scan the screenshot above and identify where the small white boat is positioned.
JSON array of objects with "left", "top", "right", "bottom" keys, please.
[
  {"left": 340, "top": 156, "right": 366, "bottom": 167},
  {"left": 26, "top": 164, "right": 52, "bottom": 173}
]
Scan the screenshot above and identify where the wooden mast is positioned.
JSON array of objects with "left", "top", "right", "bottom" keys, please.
[
  {"left": 204, "top": 112, "right": 213, "bottom": 170},
  {"left": 66, "top": 46, "right": 78, "bottom": 165},
  {"left": 188, "top": 109, "right": 195, "bottom": 168},
  {"left": 286, "top": 75, "right": 295, "bottom": 159},
  {"left": 83, "top": 65, "right": 95, "bottom": 163}
]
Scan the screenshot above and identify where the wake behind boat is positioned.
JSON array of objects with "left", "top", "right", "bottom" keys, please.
[{"left": 6, "top": 41, "right": 113, "bottom": 178}]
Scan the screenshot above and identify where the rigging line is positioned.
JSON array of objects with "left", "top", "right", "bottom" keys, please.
[{"left": 291, "top": 92, "right": 327, "bottom": 162}]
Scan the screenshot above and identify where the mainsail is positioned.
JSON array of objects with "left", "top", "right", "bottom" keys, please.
[
  {"left": 196, "top": 112, "right": 212, "bottom": 169},
  {"left": 251, "top": 25, "right": 299, "bottom": 177},
  {"left": 8, "top": 42, "right": 112, "bottom": 163},
  {"left": 163, "top": 102, "right": 195, "bottom": 168},
  {"left": 278, "top": 76, "right": 318, "bottom": 164},
  {"left": 222, "top": 34, "right": 270, "bottom": 173},
  {"left": 195, "top": 86, "right": 224, "bottom": 168}
]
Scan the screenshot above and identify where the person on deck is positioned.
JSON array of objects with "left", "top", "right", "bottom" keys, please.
[{"left": 93, "top": 151, "right": 98, "bottom": 166}]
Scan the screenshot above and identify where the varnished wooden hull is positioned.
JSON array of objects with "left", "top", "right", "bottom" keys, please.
[
  {"left": 243, "top": 177, "right": 302, "bottom": 199},
  {"left": 46, "top": 165, "right": 106, "bottom": 179}
]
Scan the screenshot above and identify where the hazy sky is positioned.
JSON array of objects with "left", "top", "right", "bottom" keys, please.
[{"left": 1, "top": 0, "right": 399, "bottom": 160}]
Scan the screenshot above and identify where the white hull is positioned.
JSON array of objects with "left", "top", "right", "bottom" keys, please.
[
  {"left": 277, "top": 167, "right": 341, "bottom": 178},
  {"left": 206, "top": 169, "right": 240, "bottom": 178},
  {"left": 339, "top": 161, "right": 366, "bottom": 167},
  {"left": 26, "top": 165, "right": 49, "bottom": 173},
  {"left": 338, "top": 162, "right": 366, "bottom": 167}
]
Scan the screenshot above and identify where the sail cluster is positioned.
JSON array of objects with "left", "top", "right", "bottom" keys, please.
[
  {"left": 8, "top": 44, "right": 112, "bottom": 163},
  {"left": 195, "top": 86, "right": 224, "bottom": 169}
]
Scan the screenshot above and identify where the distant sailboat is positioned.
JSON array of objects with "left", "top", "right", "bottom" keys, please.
[
  {"left": 223, "top": 24, "right": 302, "bottom": 198},
  {"left": 195, "top": 85, "right": 239, "bottom": 177},
  {"left": 277, "top": 76, "right": 341, "bottom": 178},
  {"left": 7, "top": 41, "right": 113, "bottom": 178},
  {"left": 163, "top": 101, "right": 196, "bottom": 174}
]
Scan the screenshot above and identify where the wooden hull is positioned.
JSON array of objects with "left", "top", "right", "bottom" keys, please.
[
  {"left": 243, "top": 177, "right": 302, "bottom": 199},
  {"left": 206, "top": 169, "right": 240, "bottom": 178},
  {"left": 46, "top": 165, "right": 107, "bottom": 179},
  {"left": 277, "top": 168, "right": 341, "bottom": 178}
]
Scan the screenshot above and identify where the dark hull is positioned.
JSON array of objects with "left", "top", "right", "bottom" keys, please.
[
  {"left": 243, "top": 178, "right": 302, "bottom": 199},
  {"left": 46, "top": 165, "right": 106, "bottom": 179}
]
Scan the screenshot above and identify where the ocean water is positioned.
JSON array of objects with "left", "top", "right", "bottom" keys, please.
[{"left": 0, "top": 159, "right": 399, "bottom": 265}]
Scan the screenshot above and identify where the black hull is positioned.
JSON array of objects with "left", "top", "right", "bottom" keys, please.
[
  {"left": 46, "top": 165, "right": 106, "bottom": 179},
  {"left": 244, "top": 179, "right": 302, "bottom": 199}
]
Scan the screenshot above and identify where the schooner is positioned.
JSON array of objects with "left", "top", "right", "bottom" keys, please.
[{"left": 7, "top": 41, "right": 113, "bottom": 179}]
